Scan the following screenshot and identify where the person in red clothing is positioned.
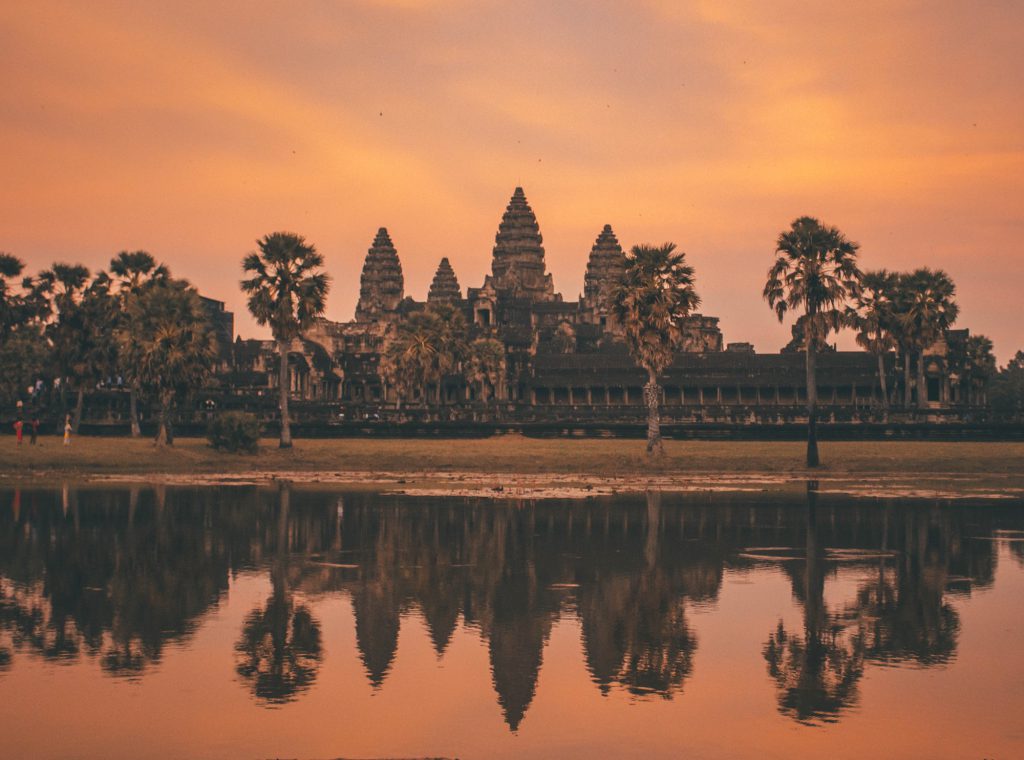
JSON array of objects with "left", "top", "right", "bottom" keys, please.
[{"left": 13, "top": 418, "right": 24, "bottom": 446}]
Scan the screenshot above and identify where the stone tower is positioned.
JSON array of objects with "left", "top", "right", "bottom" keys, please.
[
  {"left": 488, "top": 187, "right": 556, "bottom": 302},
  {"left": 355, "top": 227, "right": 404, "bottom": 322},
  {"left": 582, "top": 224, "right": 627, "bottom": 312},
  {"left": 427, "top": 257, "right": 461, "bottom": 302}
]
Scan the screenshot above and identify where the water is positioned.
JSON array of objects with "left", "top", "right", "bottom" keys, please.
[{"left": 1, "top": 484, "right": 1023, "bottom": 759}]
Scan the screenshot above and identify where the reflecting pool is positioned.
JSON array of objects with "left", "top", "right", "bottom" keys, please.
[{"left": 1, "top": 484, "right": 1023, "bottom": 758}]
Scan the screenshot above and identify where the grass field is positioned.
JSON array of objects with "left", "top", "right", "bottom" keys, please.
[{"left": 2, "top": 434, "right": 1021, "bottom": 478}]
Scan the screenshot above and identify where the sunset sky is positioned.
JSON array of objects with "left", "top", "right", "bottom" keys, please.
[{"left": 2, "top": 1, "right": 1021, "bottom": 359}]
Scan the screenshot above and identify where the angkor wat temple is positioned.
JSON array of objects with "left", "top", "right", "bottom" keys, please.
[{"left": 201, "top": 187, "right": 980, "bottom": 427}]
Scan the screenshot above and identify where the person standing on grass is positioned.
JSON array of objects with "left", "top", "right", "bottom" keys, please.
[
  {"left": 29, "top": 416, "right": 39, "bottom": 445},
  {"left": 13, "top": 418, "right": 24, "bottom": 446},
  {"left": 63, "top": 413, "right": 72, "bottom": 446}
]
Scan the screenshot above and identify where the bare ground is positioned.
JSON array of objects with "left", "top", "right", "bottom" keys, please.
[{"left": 2, "top": 435, "right": 1022, "bottom": 500}]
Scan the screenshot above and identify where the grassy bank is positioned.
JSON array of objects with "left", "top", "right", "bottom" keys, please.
[{"left": 2, "top": 434, "right": 1022, "bottom": 478}]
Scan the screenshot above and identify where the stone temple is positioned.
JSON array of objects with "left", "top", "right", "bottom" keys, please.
[{"left": 219, "top": 187, "right": 977, "bottom": 423}]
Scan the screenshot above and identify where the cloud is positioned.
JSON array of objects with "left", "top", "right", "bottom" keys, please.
[{"left": 0, "top": 0, "right": 1021, "bottom": 358}]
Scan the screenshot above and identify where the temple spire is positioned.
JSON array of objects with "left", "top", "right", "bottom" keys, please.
[
  {"left": 583, "top": 224, "right": 626, "bottom": 303},
  {"left": 427, "top": 257, "right": 461, "bottom": 302},
  {"left": 355, "top": 227, "right": 404, "bottom": 321},
  {"left": 488, "top": 187, "right": 556, "bottom": 302},
  {"left": 580, "top": 224, "right": 627, "bottom": 331}
]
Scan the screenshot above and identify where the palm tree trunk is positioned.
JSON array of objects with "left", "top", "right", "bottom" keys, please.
[
  {"left": 278, "top": 339, "right": 292, "bottom": 448},
  {"left": 876, "top": 353, "right": 889, "bottom": 416},
  {"left": 155, "top": 389, "right": 173, "bottom": 446},
  {"left": 644, "top": 490, "right": 660, "bottom": 569},
  {"left": 916, "top": 349, "right": 928, "bottom": 411},
  {"left": 806, "top": 345, "right": 820, "bottom": 467},
  {"left": 644, "top": 368, "right": 663, "bottom": 456},
  {"left": 59, "top": 378, "right": 68, "bottom": 434},
  {"left": 903, "top": 350, "right": 912, "bottom": 408},
  {"left": 72, "top": 387, "right": 85, "bottom": 434},
  {"left": 129, "top": 384, "right": 141, "bottom": 437}
]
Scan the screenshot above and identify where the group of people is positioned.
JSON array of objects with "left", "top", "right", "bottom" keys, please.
[{"left": 11, "top": 401, "right": 72, "bottom": 446}]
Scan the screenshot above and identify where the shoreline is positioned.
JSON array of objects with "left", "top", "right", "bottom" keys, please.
[{"left": 2, "top": 436, "right": 1022, "bottom": 501}]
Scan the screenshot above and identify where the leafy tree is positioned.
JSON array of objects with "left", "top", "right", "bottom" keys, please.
[
  {"left": 39, "top": 263, "right": 91, "bottom": 428},
  {"left": 381, "top": 315, "right": 434, "bottom": 410},
  {"left": 893, "top": 269, "right": 958, "bottom": 410},
  {"left": 948, "top": 334, "right": 996, "bottom": 407},
  {"left": 853, "top": 270, "right": 899, "bottom": 414},
  {"left": 551, "top": 321, "right": 576, "bottom": 354},
  {"left": 0, "top": 253, "right": 52, "bottom": 409},
  {"left": 990, "top": 351, "right": 1024, "bottom": 420},
  {"left": 382, "top": 302, "right": 468, "bottom": 411},
  {"left": 0, "top": 253, "right": 32, "bottom": 342},
  {"left": 764, "top": 217, "right": 861, "bottom": 467},
  {"left": 0, "top": 325, "right": 50, "bottom": 409},
  {"left": 424, "top": 301, "right": 468, "bottom": 405},
  {"left": 69, "top": 273, "right": 121, "bottom": 431},
  {"left": 110, "top": 250, "right": 170, "bottom": 436},
  {"left": 120, "top": 279, "right": 217, "bottom": 445},
  {"left": 241, "top": 233, "right": 330, "bottom": 448},
  {"left": 466, "top": 337, "right": 506, "bottom": 405},
  {"left": 611, "top": 243, "right": 700, "bottom": 455}
]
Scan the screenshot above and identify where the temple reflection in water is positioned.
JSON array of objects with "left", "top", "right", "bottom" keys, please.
[{"left": 1, "top": 484, "right": 1022, "bottom": 732}]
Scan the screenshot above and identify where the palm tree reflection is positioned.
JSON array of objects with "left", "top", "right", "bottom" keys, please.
[
  {"left": 763, "top": 483, "right": 866, "bottom": 724},
  {"left": 235, "top": 483, "right": 322, "bottom": 704}
]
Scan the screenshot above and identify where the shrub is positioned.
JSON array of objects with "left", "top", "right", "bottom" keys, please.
[{"left": 207, "top": 412, "right": 260, "bottom": 453}]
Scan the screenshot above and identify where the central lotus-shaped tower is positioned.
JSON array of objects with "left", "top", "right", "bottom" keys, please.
[{"left": 486, "top": 187, "right": 557, "bottom": 302}]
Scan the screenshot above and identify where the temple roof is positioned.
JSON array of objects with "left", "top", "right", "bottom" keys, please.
[
  {"left": 427, "top": 257, "right": 462, "bottom": 302},
  {"left": 355, "top": 227, "right": 404, "bottom": 321}
]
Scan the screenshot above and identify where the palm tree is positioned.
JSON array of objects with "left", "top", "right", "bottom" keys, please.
[
  {"left": 612, "top": 243, "right": 700, "bottom": 455},
  {"left": 121, "top": 279, "right": 217, "bottom": 445},
  {"left": 853, "top": 270, "right": 898, "bottom": 416},
  {"left": 381, "top": 302, "right": 468, "bottom": 413},
  {"left": 241, "top": 232, "right": 330, "bottom": 448},
  {"left": 110, "top": 251, "right": 170, "bottom": 436},
  {"left": 0, "top": 253, "right": 28, "bottom": 343},
  {"left": 381, "top": 314, "right": 435, "bottom": 410},
  {"left": 425, "top": 301, "right": 468, "bottom": 407},
  {"left": 762, "top": 485, "right": 866, "bottom": 724},
  {"left": 895, "top": 269, "right": 958, "bottom": 411},
  {"left": 235, "top": 483, "right": 322, "bottom": 703},
  {"left": 110, "top": 250, "right": 169, "bottom": 293},
  {"left": 764, "top": 217, "right": 861, "bottom": 467}
]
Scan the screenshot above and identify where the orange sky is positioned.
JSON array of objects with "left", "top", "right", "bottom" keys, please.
[{"left": 1, "top": 1, "right": 1022, "bottom": 359}]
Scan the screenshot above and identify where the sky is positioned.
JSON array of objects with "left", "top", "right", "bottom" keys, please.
[{"left": 1, "top": 0, "right": 1022, "bottom": 360}]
